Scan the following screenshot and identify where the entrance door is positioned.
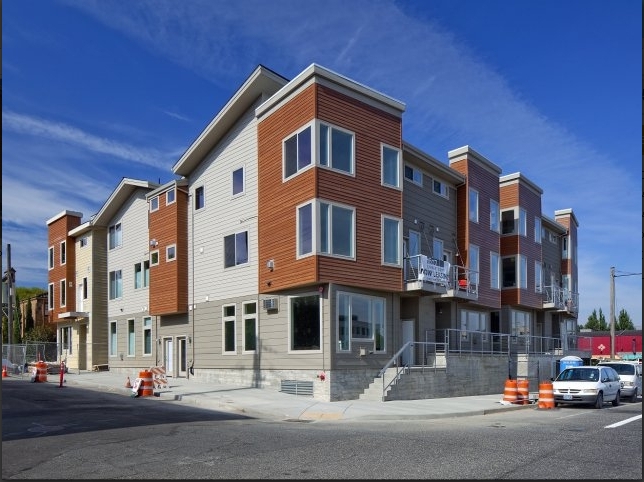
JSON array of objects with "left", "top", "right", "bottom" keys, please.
[
  {"left": 164, "top": 338, "right": 174, "bottom": 377},
  {"left": 178, "top": 337, "right": 187, "bottom": 377},
  {"left": 402, "top": 319, "right": 415, "bottom": 366}
]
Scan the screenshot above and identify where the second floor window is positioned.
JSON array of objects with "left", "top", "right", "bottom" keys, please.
[
  {"left": 109, "top": 270, "right": 123, "bottom": 300},
  {"left": 60, "top": 241, "right": 66, "bottom": 265},
  {"left": 284, "top": 125, "right": 312, "bottom": 179},
  {"left": 490, "top": 199, "right": 500, "bottom": 232},
  {"left": 150, "top": 196, "right": 159, "bottom": 212},
  {"left": 166, "top": 245, "right": 176, "bottom": 262},
  {"left": 382, "top": 216, "right": 401, "bottom": 266},
  {"left": 48, "top": 246, "right": 55, "bottom": 270},
  {"left": 382, "top": 144, "right": 401, "bottom": 188},
  {"left": 224, "top": 231, "right": 248, "bottom": 268},
  {"left": 297, "top": 200, "right": 355, "bottom": 259},
  {"left": 59, "top": 279, "right": 66, "bottom": 307},
  {"left": 469, "top": 188, "right": 479, "bottom": 223},
  {"left": 232, "top": 167, "right": 244, "bottom": 196},
  {"left": 108, "top": 223, "right": 122, "bottom": 249},
  {"left": 195, "top": 186, "right": 205, "bottom": 210},
  {"left": 319, "top": 123, "right": 354, "bottom": 174}
]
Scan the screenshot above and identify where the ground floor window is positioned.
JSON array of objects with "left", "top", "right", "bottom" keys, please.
[
  {"left": 289, "top": 294, "right": 321, "bottom": 351},
  {"left": 337, "top": 292, "right": 385, "bottom": 353}
]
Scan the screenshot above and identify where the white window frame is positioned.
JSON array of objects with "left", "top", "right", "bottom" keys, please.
[
  {"left": 79, "top": 236, "right": 88, "bottom": 248},
  {"left": 48, "top": 283, "right": 54, "bottom": 310},
  {"left": 382, "top": 215, "right": 402, "bottom": 266},
  {"left": 381, "top": 143, "right": 401, "bottom": 189},
  {"left": 283, "top": 123, "right": 313, "bottom": 180},
  {"left": 469, "top": 188, "right": 479, "bottom": 223},
  {"left": 490, "top": 252, "right": 500, "bottom": 290},
  {"left": 519, "top": 208, "right": 527, "bottom": 236},
  {"left": 108, "top": 222, "right": 122, "bottom": 250},
  {"left": 150, "top": 196, "right": 159, "bottom": 212},
  {"left": 195, "top": 185, "right": 205, "bottom": 210},
  {"left": 232, "top": 166, "right": 245, "bottom": 197},
  {"left": 519, "top": 254, "right": 527, "bottom": 289},
  {"left": 242, "top": 301, "right": 258, "bottom": 354},
  {"left": 142, "top": 316, "right": 153, "bottom": 356},
  {"left": 166, "top": 188, "right": 176, "bottom": 205},
  {"left": 222, "top": 304, "right": 236, "bottom": 354},
  {"left": 404, "top": 164, "right": 423, "bottom": 186},
  {"left": 48, "top": 246, "right": 55, "bottom": 270},
  {"left": 318, "top": 121, "right": 355, "bottom": 175},
  {"left": 432, "top": 178, "right": 448, "bottom": 198},
  {"left": 109, "top": 270, "right": 122, "bottom": 300},
  {"left": 469, "top": 244, "right": 479, "bottom": 285},
  {"left": 109, "top": 321, "right": 117, "bottom": 357},
  {"left": 535, "top": 261, "right": 543, "bottom": 293},
  {"left": 127, "top": 318, "right": 135, "bottom": 357},
  {"left": 166, "top": 244, "right": 177, "bottom": 262},
  {"left": 297, "top": 201, "right": 313, "bottom": 257},
  {"left": 150, "top": 250, "right": 159, "bottom": 266},
  {"left": 60, "top": 241, "right": 66, "bottom": 265},
  {"left": 59, "top": 279, "right": 66, "bottom": 308},
  {"left": 224, "top": 231, "right": 249, "bottom": 268}
]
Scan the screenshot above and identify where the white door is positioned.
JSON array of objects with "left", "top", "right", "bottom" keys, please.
[
  {"left": 402, "top": 319, "right": 414, "bottom": 366},
  {"left": 164, "top": 339, "right": 174, "bottom": 377}
]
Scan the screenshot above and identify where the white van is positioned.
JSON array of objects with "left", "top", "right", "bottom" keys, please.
[{"left": 597, "top": 360, "right": 642, "bottom": 402}]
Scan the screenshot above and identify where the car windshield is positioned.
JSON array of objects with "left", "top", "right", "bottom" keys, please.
[
  {"left": 556, "top": 368, "right": 598, "bottom": 381},
  {"left": 601, "top": 364, "right": 635, "bottom": 375}
]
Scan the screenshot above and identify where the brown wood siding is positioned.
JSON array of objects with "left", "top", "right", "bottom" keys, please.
[
  {"left": 258, "top": 83, "right": 403, "bottom": 293},
  {"left": 149, "top": 189, "right": 189, "bottom": 315},
  {"left": 48, "top": 214, "right": 82, "bottom": 321}
]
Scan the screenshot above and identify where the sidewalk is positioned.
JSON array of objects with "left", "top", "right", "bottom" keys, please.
[{"left": 4, "top": 370, "right": 537, "bottom": 421}]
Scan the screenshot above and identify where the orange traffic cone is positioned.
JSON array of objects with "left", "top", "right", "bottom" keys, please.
[
  {"left": 125, "top": 377, "right": 132, "bottom": 388},
  {"left": 2, "top": 366, "right": 8, "bottom": 378}
]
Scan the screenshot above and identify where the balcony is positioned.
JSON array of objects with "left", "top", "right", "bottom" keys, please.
[
  {"left": 404, "top": 255, "right": 478, "bottom": 300},
  {"left": 543, "top": 285, "right": 579, "bottom": 314}
]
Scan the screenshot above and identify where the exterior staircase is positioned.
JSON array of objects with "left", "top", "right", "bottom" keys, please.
[{"left": 359, "top": 367, "right": 406, "bottom": 401}]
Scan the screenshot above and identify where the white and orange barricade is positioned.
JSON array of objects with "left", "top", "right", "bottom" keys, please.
[{"left": 150, "top": 365, "right": 168, "bottom": 389}]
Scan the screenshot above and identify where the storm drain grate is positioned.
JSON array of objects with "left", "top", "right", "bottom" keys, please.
[{"left": 280, "top": 379, "right": 314, "bottom": 397}]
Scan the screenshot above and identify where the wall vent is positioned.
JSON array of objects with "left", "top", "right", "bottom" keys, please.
[{"left": 262, "top": 298, "right": 278, "bottom": 310}]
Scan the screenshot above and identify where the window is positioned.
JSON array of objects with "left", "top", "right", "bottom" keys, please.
[
  {"left": 59, "top": 279, "right": 66, "bottom": 307},
  {"left": 460, "top": 310, "right": 487, "bottom": 335},
  {"left": 290, "top": 294, "right": 321, "bottom": 351},
  {"left": 150, "top": 251, "right": 159, "bottom": 266},
  {"left": 108, "top": 223, "right": 122, "bottom": 249},
  {"left": 166, "top": 244, "right": 176, "bottom": 262},
  {"left": 60, "top": 241, "right": 66, "bottom": 265},
  {"left": 150, "top": 196, "right": 159, "bottom": 212},
  {"left": 519, "top": 208, "right": 527, "bottom": 236},
  {"left": 433, "top": 179, "right": 448, "bottom": 198},
  {"left": 222, "top": 304, "right": 236, "bottom": 353},
  {"left": 469, "top": 245, "right": 479, "bottom": 285},
  {"left": 534, "top": 217, "right": 542, "bottom": 243},
  {"left": 48, "top": 246, "right": 55, "bottom": 270},
  {"left": 562, "top": 235, "right": 569, "bottom": 259},
  {"left": 382, "top": 216, "right": 401, "bottom": 266},
  {"left": 143, "top": 317, "right": 152, "bottom": 356},
  {"left": 224, "top": 231, "right": 248, "bottom": 268},
  {"left": 501, "top": 210, "right": 515, "bottom": 234},
  {"left": 519, "top": 255, "right": 527, "bottom": 288},
  {"left": 511, "top": 310, "right": 531, "bottom": 336},
  {"left": 337, "top": 292, "right": 385, "bottom": 353},
  {"left": 381, "top": 144, "right": 401, "bottom": 188},
  {"left": 469, "top": 188, "right": 479, "bottom": 223},
  {"left": 109, "top": 321, "right": 117, "bottom": 357},
  {"left": 432, "top": 238, "right": 444, "bottom": 261},
  {"left": 61, "top": 326, "right": 72, "bottom": 354},
  {"left": 232, "top": 167, "right": 244, "bottom": 196},
  {"left": 82, "top": 277, "right": 88, "bottom": 299},
  {"left": 79, "top": 236, "right": 88, "bottom": 248},
  {"left": 166, "top": 189, "right": 175, "bottom": 205},
  {"left": 48, "top": 283, "right": 54, "bottom": 310},
  {"left": 109, "top": 270, "right": 122, "bottom": 300},
  {"left": 134, "top": 261, "right": 150, "bottom": 289},
  {"left": 490, "top": 252, "right": 500, "bottom": 289},
  {"left": 319, "top": 123, "right": 354, "bottom": 174},
  {"left": 284, "top": 125, "right": 312, "bottom": 179},
  {"left": 127, "top": 319, "right": 135, "bottom": 356},
  {"left": 297, "top": 200, "right": 355, "bottom": 259},
  {"left": 195, "top": 186, "right": 205, "bottom": 210},
  {"left": 404, "top": 165, "right": 422, "bottom": 186},
  {"left": 242, "top": 302, "right": 257, "bottom": 353},
  {"left": 502, "top": 256, "right": 516, "bottom": 288},
  {"left": 490, "top": 200, "right": 500, "bottom": 233},
  {"left": 535, "top": 261, "right": 543, "bottom": 293}
]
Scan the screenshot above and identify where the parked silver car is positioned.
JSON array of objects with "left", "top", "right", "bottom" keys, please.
[
  {"left": 552, "top": 365, "right": 621, "bottom": 408},
  {"left": 597, "top": 361, "right": 642, "bottom": 403}
]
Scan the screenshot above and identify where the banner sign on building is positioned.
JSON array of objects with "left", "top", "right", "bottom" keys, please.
[{"left": 417, "top": 256, "right": 450, "bottom": 285}]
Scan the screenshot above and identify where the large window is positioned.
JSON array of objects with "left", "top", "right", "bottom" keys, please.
[
  {"left": 224, "top": 231, "right": 248, "bottom": 268},
  {"left": 382, "top": 144, "right": 401, "bottom": 188},
  {"left": 490, "top": 199, "right": 500, "bottom": 232},
  {"left": 511, "top": 310, "right": 531, "bottom": 336},
  {"left": 61, "top": 326, "right": 72, "bottom": 354},
  {"left": 290, "top": 295, "right": 321, "bottom": 351},
  {"left": 242, "top": 302, "right": 257, "bottom": 353},
  {"left": 490, "top": 252, "right": 500, "bottom": 289},
  {"left": 298, "top": 200, "right": 355, "bottom": 259},
  {"left": 127, "top": 319, "right": 135, "bottom": 356},
  {"left": 223, "top": 304, "right": 236, "bottom": 353},
  {"left": 337, "top": 292, "right": 385, "bottom": 353},
  {"left": 143, "top": 317, "right": 152, "bottom": 356},
  {"left": 469, "top": 245, "right": 479, "bottom": 285},
  {"left": 460, "top": 310, "right": 487, "bottom": 334},
  {"left": 382, "top": 216, "right": 401, "bottom": 266},
  {"left": 469, "top": 188, "right": 479, "bottom": 223},
  {"left": 109, "top": 270, "right": 122, "bottom": 300},
  {"left": 108, "top": 223, "right": 122, "bottom": 250},
  {"left": 534, "top": 216, "right": 542, "bottom": 243},
  {"left": 134, "top": 261, "right": 150, "bottom": 289},
  {"left": 109, "top": 321, "right": 117, "bottom": 357},
  {"left": 284, "top": 125, "right": 312, "bottom": 179},
  {"left": 502, "top": 255, "right": 526, "bottom": 288},
  {"left": 319, "top": 123, "right": 354, "bottom": 174}
]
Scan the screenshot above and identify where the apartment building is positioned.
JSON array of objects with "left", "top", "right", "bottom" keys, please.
[{"left": 47, "top": 63, "right": 579, "bottom": 401}]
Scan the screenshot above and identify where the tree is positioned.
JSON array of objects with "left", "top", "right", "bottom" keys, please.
[
  {"left": 24, "top": 324, "right": 56, "bottom": 343},
  {"left": 615, "top": 308, "right": 635, "bottom": 331},
  {"left": 25, "top": 298, "right": 35, "bottom": 333},
  {"left": 584, "top": 308, "right": 609, "bottom": 331}
]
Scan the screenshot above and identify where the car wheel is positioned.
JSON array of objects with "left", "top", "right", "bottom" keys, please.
[
  {"left": 612, "top": 391, "right": 620, "bottom": 407},
  {"left": 630, "top": 391, "right": 638, "bottom": 403},
  {"left": 594, "top": 392, "right": 604, "bottom": 409}
]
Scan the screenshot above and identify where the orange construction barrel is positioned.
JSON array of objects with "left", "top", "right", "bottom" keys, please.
[
  {"left": 138, "top": 370, "right": 154, "bottom": 397},
  {"left": 538, "top": 381, "right": 555, "bottom": 409},
  {"left": 517, "top": 379, "right": 530, "bottom": 405},
  {"left": 36, "top": 361, "right": 48, "bottom": 382},
  {"left": 503, "top": 379, "right": 517, "bottom": 404}
]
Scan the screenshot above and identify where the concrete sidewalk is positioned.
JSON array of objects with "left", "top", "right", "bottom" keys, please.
[{"left": 4, "top": 370, "right": 537, "bottom": 421}]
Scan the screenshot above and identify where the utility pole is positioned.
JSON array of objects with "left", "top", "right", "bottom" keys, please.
[
  {"left": 3, "top": 244, "right": 15, "bottom": 346},
  {"left": 609, "top": 266, "right": 615, "bottom": 359}
]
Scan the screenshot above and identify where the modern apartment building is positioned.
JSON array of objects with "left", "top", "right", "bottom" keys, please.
[{"left": 47, "top": 63, "right": 580, "bottom": 401}]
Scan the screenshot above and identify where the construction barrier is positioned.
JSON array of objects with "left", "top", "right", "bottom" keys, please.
[
  {"left": 502, "top": 379, "right": 517, "bottom": 404},
  {"left": 138, "top": 370, "right": 154, "bottom": 397},
  {"left": 538, "top": 381, "right": 555, "bottom": 409},
  {"left": 517, "top": 378, "right": 530, "bottom": 405},
  {"left": 36, "top": 361, "right": 48, "bottom": 382},
  {"left": 150, "top": 366, "right": 168, "bottom": 389}
]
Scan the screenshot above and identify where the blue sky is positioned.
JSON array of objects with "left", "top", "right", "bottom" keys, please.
[{"left": 2, "top": 0, "right": 641, "bottom": 328}]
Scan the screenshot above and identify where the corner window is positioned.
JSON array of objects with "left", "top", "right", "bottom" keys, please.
[
  {"left": 337, "top": 292, "right": 385, "bottom": 353},
  {"left": 150, "top": 196, "right": 159, "bottom": 212},
  {"left": 297, "top": 200, "right": 355, "bottom": 259},
  {"left": 519, "top": 208, "right": 527, "bottom": 236},
  {"left": 319, "top": 122, "right": 354, "bottom": 174},
  {"left": 108, "top": 222, "right": 122, "bottom": 250},
  {"left": 166, "top": 244, "right": 176, "bottom": 262},
  {"left": 381, "top": 144, "right": 401, "bottom": 188},
  {"left": 289, "top": 294, "right": 321, "bottom": 351},
  {"left": 224, "top": 231, "right": 248, "bottom": 268},
  {"left": 490, "top": 252, "right": 500, "bottom": 289},
  {"left": 166, "top": 189, "right": 175, "bottom": 205},
  {"left": 490, "top": 200, "right": 500, "bottom": 233},
  {"left": 534, "top": 216, "right": 542, "bottom": 243},
  {"left": 195, "top": 186, "right": 205, "bottom": 210},
  {"left": 382, "top": 215, "right": 401, "bottom": 266},
  {"left": 404, "top": 165, "right": 422, "bottom": 186},
  {"left": 297, "top": 202, "right": 313, "bottom": 257},
  {"left": 222, "top": 304, "right": 236, "bottom": 353},
  {"left": 469, "top": 188, "right": 479, "bottom": 223},
  {"left": 232, "top": 167, "right": 244, "bottom": 196},
  {"left": 284, "top": 125, "right": 312, "bottom": 179},
  {"left": 501, "top": 210, "right": 515, "bottom": 234}
]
